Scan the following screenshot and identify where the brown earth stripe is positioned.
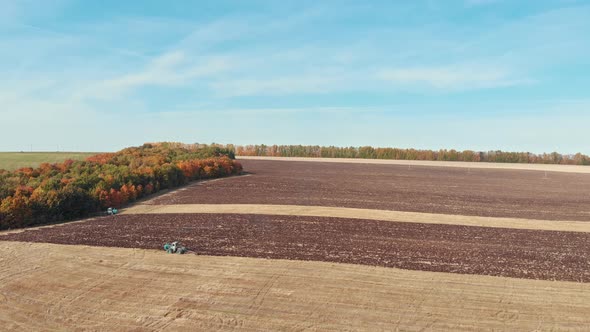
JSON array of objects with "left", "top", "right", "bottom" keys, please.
[
  {"left": 2, "top": 213, "right": 589, "bottom": 282},
  {"left": 238, "top": 156, "right": 590, "bottom": 174},
  {"left": 122, "top": 204, "right": 590, "bottom": 233},
  {"left": 149, "top": 159, "right": 590, "bottom": 222}
]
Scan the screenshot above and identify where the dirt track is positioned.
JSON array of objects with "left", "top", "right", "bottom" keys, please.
[
  {"left": 1, "top": 241, "right": 589, "bottom": 331},
  {"left": 3, "top": 213, "right": 590, "bottom": 282},
  {"left": 123, "top": 203, "right": 590, "bottom": 233},
  {"left": 148, "top": 159, "right": 590, "bottom": 221}
]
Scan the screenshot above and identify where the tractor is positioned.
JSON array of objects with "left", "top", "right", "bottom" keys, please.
[{"left": 163, "top": 241, "right": 188, "bottom": 254}]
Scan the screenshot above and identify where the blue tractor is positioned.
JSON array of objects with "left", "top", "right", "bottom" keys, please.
[{"left": 163, "top": 241, "right": 188, "bottom": 254}]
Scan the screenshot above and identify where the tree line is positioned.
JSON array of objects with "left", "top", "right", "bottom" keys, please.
[
  {"left": 0, "top": 142, "right": 242, "bottom": 230},
  {"left": 235, "top": 145, "right": 590, "bottom": 165}
]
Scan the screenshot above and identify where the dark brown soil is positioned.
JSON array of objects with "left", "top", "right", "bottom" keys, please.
[
  {"left": 3, "top": 213, "right": 590, "bottom": 282},
  {"left": 148, "top": 160, "right": 590, "bottom": 221}
]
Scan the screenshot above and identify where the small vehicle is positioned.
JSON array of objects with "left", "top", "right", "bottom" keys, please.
[
  {"left": 107, "top": 207, "right": 118, "bottom": 215},
  {"left": 163, "top": 241, "right": 188, "bottom": 254}
]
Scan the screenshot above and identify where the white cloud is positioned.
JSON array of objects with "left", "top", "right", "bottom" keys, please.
[
  {"left": 376, "top": 64, "right": 530, "bottom": 90},
  {"left": 0, "top": 0, "right": 69, "bottom": 25},
  {"left": 465, "top": 0, "right": 500, "bottom": 6},
  {"left": 211, "top": 74, "right": 347, "bottom": 97},
  {"left": 75, "top": 51, "right": 232, "bottom": 101}
]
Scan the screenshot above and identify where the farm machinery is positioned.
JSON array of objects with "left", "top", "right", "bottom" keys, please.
[{"left": 163, "top": 241, "right": 188, "bottom": 254}]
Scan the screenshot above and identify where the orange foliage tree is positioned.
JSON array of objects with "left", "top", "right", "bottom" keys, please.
[{"left": 0, "top": 143, "right": 242, "bottom": 230}]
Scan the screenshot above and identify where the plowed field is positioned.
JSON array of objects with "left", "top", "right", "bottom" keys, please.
[
  {"left": 3, "top": 213, "right": 590, "bottom": 282},
  {"left": 149, "top": 159, "right": 590, "bottom": 221},
  {"left": 2, "top": 157, "right": 590, "bottom": 330}
]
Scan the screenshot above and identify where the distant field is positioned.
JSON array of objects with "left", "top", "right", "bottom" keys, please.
[
  {"left": 0, "top": 152, "right": 98, "bottom": 171},
  {"left": 152, "top": 159, "right": 590, "bottom": 221}
]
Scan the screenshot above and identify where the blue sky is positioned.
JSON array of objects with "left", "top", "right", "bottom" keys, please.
[{"left": 1, "top": 0, "right": 589, "bottom": 153}]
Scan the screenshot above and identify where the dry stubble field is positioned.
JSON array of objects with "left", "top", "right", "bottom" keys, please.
[{"left": 1, "top": 157, "right": 590, "bottom": 330}]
